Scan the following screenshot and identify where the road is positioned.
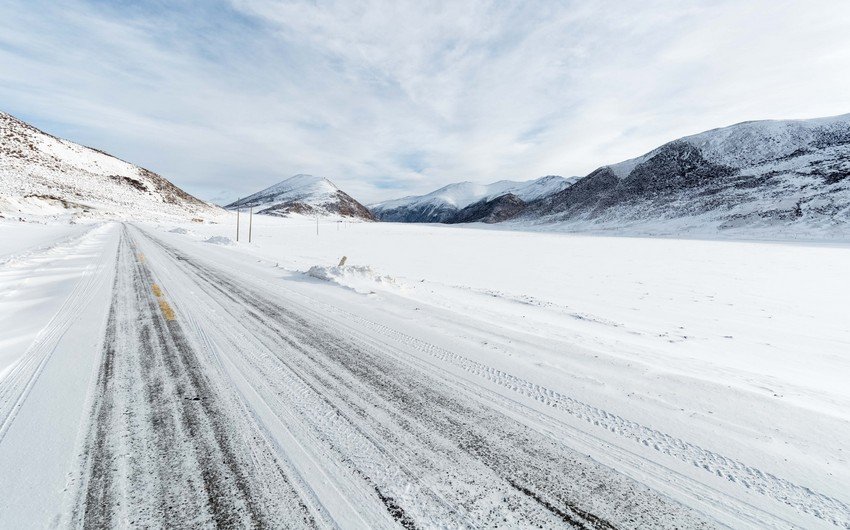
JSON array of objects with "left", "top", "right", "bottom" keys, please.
[{"left": 0, "top": 222, "right": 846, "bottom": 528}]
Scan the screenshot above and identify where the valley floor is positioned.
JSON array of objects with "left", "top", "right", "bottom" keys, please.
[{"left": 0, "top": 216, "right": 847, "bottom": 528}]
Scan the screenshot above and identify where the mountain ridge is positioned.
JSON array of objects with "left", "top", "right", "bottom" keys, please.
[
  {"left": 369, "top": 175, "right": 577, "bottom": 223},
  {"left": 517, "top": 113, "right": 850, "bottom": 234},
  {"left": 371, "top": 113, "right": 850, "bottom": 235},
  {"left": 0, "top": 111, "right": 219, "bottom": 221}
]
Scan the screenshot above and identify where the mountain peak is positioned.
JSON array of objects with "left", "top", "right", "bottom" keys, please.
[
  {"left": 519, "top": 112, "right": 850, "bottom": 235},
  {"left": 227, "top": 174, "right": 373, "bottom": 220},
  {"left": 369, "top": 175, "right": 575, "bottom": 223},
  {"left": 281, "top": 174, "right": 336, "bottom": 188}
]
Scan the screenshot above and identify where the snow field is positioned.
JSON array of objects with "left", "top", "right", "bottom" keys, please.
[{"left": 1, "top": 218, "right": 847, "bottom": 527}]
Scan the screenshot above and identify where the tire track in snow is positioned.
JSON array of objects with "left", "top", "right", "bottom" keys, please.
[
  {"left": 277, "top": 270, "right": 850, "bottom": 528},
  {"left": 71, "top": 226, "right": 317, "bottom": 528},
  {"left": 0, "top": 224, "right": 113, "bottom": 443},
  {"left": 142, "top": 227, "right": 848, "bottom": 528},
  {"left": 0, "top": 223, "right": 96, "bottom": 267},
  {"left": 137, "top": 226, "right": 715, "bottom": 529}
]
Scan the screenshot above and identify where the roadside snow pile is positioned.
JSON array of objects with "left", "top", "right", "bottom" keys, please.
[
  {"left": 169, "top": 227, "right": 190, "bottom": 234},
  {"left": 306, "top": 264, "right": 400, "bottom": 293},
  {"left": 204, "top": 235, "right": 234, "bottom": 245}
]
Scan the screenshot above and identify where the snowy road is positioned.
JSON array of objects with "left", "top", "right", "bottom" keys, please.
[
  {"left": 117, "top": 224, "right": 706, "bottom": 528},
  {"left": 74, "top": 228, "right": 315, "bottom": 527},
  {"left": 0, "top": 222, "right": 847, "bottom": 528}
]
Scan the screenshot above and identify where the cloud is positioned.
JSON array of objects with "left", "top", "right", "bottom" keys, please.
[{"left": 1, "top": 0, "right": 850, "bottom": 203}]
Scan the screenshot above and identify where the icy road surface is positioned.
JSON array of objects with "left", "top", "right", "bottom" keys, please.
[{"left": 0, "top": 221, "right": 847, "bottom": 528}]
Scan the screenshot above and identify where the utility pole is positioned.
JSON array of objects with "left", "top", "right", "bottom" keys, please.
[
  {"left": 248, "top": 207, "right": 253, "bottom": 243},
  {"left": 236, "top": 199, "right": 240, "bottom": 242}
]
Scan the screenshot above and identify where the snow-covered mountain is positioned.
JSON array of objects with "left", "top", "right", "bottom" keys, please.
[
  {"left": 371, "top": 114, "right": 850, "bottom": 235},
  {"left": 0, "top": 111, "right": 219, "bottom": 221},
  {"left": 226, "top": 174, "right": 375, "bottom": 220},
  {"left": 520, "top": 114, "right": 850, "bottom": 236},
  {"left": 370, "top": 175, "right": 575, "bottom": 223}
]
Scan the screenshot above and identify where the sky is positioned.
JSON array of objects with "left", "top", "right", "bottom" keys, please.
[{"left": 2, "top": 0, "right": 850, "bottom": 205}]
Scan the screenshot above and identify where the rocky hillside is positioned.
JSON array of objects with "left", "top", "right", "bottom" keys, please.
[
  {"left": 370, "top": 175, "right": 575, "bottom": 223},
  {"left": 520, "top": 114, "right": 850, "bottom": 235},
  {"left": 448, "top": 193, "right": 527, "bottom": 224},
  {"left": 0, "top": 111, "right": 219, "bottom": 221},
  {"left": 226, "top": 174, "right": 375, "bottom": 220},
  {"left": 371, "top": 114, "right": 850, "bottom": 236}
]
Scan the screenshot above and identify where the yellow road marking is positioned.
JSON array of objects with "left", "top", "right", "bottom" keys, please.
[
  {"left": 158, "top": 299, "right": 176, "bottom": 321},
  {"left": 151, "top": 283, "right": 174, "bottom": 320}
]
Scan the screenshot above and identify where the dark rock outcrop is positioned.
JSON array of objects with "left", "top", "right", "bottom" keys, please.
[{"left": 448, "top": 194, "right": 526, "bottom": 224}]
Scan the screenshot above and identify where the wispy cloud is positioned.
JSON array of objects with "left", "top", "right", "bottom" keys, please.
[{"left": 2, "top": 0, "right": 849, "bottom": 203}]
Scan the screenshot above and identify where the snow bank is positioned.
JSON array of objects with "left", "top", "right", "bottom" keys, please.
[
  {"left": 306, "top": 264, "right": 399, "bottom": 293},
  {"left": 0, "top": 221, "right": 91, "bottom": 264},
  {"left": 168, "top": 227, "right": 190, "bottom": 234},
  {"left": 204, "top": 235, "right": 234, "bottom": 246}
]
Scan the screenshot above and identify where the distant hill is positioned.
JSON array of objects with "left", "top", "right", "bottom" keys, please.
[
  {"left": 226, "top": 174, "right": 375, "bottom": 220},
  {"left": 0, "top": 111, "right": 219, "bottom": 221},
  {"left": 369, "top": 175, "right": 576, "bottom": 223},
  {"left": 370, "top": 113, "right": 850, "bottom": 237},
  {"left": 520, "top": 114, "right": 850, "bottom": 235}
]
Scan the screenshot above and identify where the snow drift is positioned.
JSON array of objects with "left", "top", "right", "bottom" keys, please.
[{"left": 306, "top": 263, "right": 399, "bottom": 293}]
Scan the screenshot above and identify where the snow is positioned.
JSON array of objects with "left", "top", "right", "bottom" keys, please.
[
  {"left": 307, "top": 263, "right": 400, "bottom": 294},
  {"left": 204, "top": 235, "right": 234, "bottom": 245},
  {"left": 0, "top": 223, "right": 118, "bottom": 527},
  {"left": 0, "top": 220, "right": 90, "bottom": 264},
  {"left": 0, "top": 222, "right": 112, "bottom": 380},
  {"left": 146, "top": 214, "right": 850, "bottom": 526}
]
